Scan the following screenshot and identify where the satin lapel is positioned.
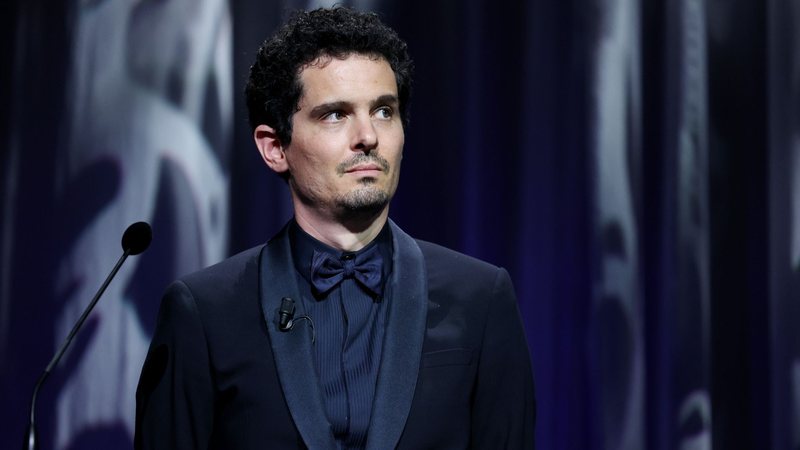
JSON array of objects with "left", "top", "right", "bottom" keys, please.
[
  {"left": 365, "top": 220, "right": 428, "bottom": 450},
  {"left": 259, "top": 226, "right": 336, "bottom": 449}
]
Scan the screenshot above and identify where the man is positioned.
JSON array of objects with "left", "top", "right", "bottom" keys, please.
[{"left": 135, "top": 7, "right": 535, "bottom": 449}]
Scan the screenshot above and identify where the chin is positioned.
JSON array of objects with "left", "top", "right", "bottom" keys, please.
[{"left": 336, "top": 186, "right": 390, "bottom": 213}]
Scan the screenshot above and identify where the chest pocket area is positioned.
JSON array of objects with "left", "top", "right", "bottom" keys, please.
[
  {"left": 422, "top": 348, "right": 474, "bottom": 368},
  {"left": 417, "top": 348, "right": 475, "bottom": 412}
]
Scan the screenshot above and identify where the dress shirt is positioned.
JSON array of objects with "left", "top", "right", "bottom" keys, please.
[{"left": 289, "top": 220, "right": 393, "bottom": 449}]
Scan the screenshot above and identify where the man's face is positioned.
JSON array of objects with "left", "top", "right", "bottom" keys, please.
[{"left": 283, "top": 53, "right": 404, "bottom": 218}]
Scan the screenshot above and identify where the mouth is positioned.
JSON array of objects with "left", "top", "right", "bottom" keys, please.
[
  {"left": 345, "top": 164, "right": 383, "bottom": 174},
  {"left": 337, "top": 155, "right": 391, "bottom": 176}
]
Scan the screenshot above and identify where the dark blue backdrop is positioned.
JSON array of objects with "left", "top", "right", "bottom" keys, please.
[{"left": 1, "top": 0, "right": 796, "bottom": 449}]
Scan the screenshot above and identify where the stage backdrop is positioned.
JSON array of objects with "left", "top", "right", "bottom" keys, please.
[{"left": 0, "top": 0, "right": 794, "bottom": 449}]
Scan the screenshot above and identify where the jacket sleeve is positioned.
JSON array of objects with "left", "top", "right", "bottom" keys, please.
[
  {"left": 135, "top": 281, "right": 215, "bottom": 450},
  {"left": 470, "top": 268, "right": 536, "bottom": 449}
]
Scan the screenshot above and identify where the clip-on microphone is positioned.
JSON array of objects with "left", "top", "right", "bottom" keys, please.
[{"left": 276, "top": 297, "right": 315, "bottom": 343}]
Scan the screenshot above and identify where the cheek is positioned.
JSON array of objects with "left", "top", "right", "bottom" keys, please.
[
  {"left": 389, "top": 140, "right": 404, "bottom": 169},
  {"left": 286, "top": 144, "right": 322, "bottom": 177},
  {"left": 379, "top": 128, "right": 403, "bottom": 163},
  {"left": 286, "top": 147, "right": 340, "bottom": 194},
  {"left": 393, "top": 131, "right": 404, "bottom": 161}
]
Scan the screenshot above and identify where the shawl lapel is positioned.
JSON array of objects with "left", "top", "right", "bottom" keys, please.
[
  {"left": 365, "top": 220, "right": 428, "bottom": 450},
  {"left": 259, "top": 225, "right": 337, "bottom": 449}
]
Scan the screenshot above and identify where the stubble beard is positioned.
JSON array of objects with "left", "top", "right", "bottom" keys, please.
[
  {"left": 289, "top": 174, "right": 392, "bottom": 221},
  {"left": 335, "top": 178, "right": 391, "bottom": 215},
  {"left": 333, "top": 154, "right": 393, "bottom": 217}
]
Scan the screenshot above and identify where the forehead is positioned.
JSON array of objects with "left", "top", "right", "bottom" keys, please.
[{"left": 297, "top": 53, "right": 398, "bottom": 104}]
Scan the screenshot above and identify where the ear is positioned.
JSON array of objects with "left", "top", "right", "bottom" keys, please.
[{"left": 254, "top": 124, "right": 289, "bottom": 174}]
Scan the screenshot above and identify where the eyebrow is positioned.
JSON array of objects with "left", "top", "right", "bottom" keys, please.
[
  {"left": 372, "top": 94, "right": 399, "bottom": 109},
  {"left": 307, "top": 94, "right": 399, "bottom": 117}
]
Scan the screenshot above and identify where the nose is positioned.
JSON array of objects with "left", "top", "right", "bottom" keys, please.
[{"left": 352, "top": 115, "right": 378, "bottom": 154}]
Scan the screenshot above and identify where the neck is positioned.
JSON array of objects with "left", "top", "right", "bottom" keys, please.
[{"left": 293, "top": 204, "right": 389, "bottom": 252}]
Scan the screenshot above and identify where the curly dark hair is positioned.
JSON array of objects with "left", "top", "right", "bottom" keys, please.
[{"left": 245, "top": 7, "right": 414, "bottom": 146}]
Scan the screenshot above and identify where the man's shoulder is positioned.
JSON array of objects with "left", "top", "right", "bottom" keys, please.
[
  {"left": 414, "top": 239, "right": 505, "bottom": 287},
  {"left": 178, "top": 245, "right": 264, "bottom": 295}
]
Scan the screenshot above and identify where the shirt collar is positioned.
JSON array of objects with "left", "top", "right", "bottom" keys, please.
[{"left": 289, "top": 218, "right": 393, "bottom": 287}]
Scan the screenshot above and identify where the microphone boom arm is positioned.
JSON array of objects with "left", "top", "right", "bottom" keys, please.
[
  {"left": 25, "top": 221, "right": 151, "bottom": 450},
  {"left": 25, "top": 248, "right": 131, "bottom": 450}
]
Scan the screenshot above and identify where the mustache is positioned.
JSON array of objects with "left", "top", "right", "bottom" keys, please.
[{"left": 336, "top": 154, "right": 390, "bottom": 175}]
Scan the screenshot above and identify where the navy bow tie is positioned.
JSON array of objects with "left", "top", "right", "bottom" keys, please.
[{"left": 310, "top": 245, "right": 384, "bottom": 298}]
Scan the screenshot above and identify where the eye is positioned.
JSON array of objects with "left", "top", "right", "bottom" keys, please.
[
  {"left": 374, "top": 106, "right": 393, "bottom": 120},
  {"left": 321, "top": 110, "right": 346, "bottom": 122}
]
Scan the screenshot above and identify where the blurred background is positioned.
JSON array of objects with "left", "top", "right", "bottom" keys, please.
[{"left": 0, "top": 0, "right": 796, "bottom": 448}]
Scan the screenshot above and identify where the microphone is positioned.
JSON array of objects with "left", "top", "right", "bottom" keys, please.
[
  {"left": 121, "top": 221, "right": 152, "bottom": 255},
  {"left": 278, "top": 297, "right": 295, "bottom": 331},
  {"left": 276, "top": 297, "right": 315, "bottom": 343},
  {"left": 24, "top": 221, "right": 152, "bottom": 450}
]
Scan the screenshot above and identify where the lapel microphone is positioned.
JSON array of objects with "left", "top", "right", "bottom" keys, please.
[
  {"left": 276, "top": 297, "right": 315, "bottom": 343},
  {"left": 278, "top": 297, "right": 296, "bottom": 331},
  {"left": 24, "top": 221, "right": 152, "bottom": 450}
]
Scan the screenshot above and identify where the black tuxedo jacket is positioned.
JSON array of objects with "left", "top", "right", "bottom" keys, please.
[{"left": 135, "top": 221, "right": 535, "bottom": 449}]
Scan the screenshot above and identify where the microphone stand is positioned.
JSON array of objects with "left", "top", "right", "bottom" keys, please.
[
  {"left": 24, "top": 247, "right": 132, "bottom": 450},
  {"left": 23, "top": 216, "right": 153, "bottom": 450}
]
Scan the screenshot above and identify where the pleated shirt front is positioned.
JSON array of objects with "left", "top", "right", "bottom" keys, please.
[{"left": 289, "top": 221, "right": 393, "bottom": 449}]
